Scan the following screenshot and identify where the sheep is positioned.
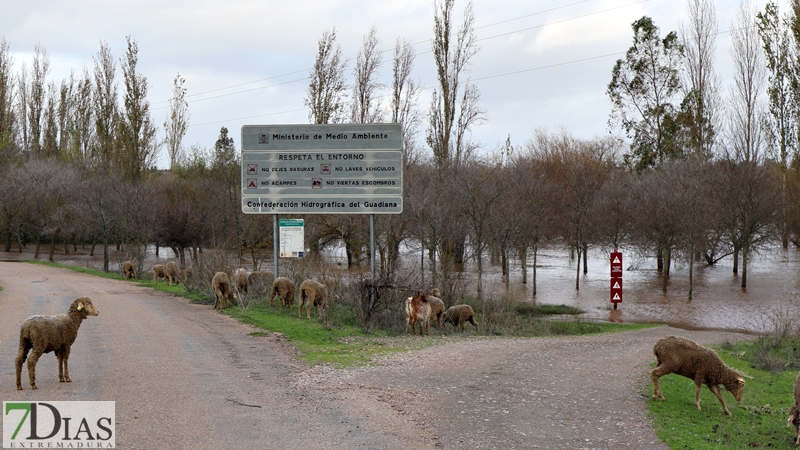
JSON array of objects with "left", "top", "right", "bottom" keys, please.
[
  {"left": 212, "top": 272, "right": 237, "bottom": 310},
  {"left": 165, "top": 261, "right": 180, "bottom": 285},
  {"left": 788, "top": 372, "right": 800, "bottom": 444},
  {"left": 122, "top": 260, "right": 136, "bottom": 279},
  {"left": 231, "top": 268, "right": 249, "bottom": 293},
  {"left": 443, "top": 304, "right": 478, "bottom": 332},
  {"left": 427, "top": 291, "right": 446, "bottom": 329},
  {"left": 405, "top": 292, "right": 431, "bottom": 335},
  {"left": 650, "top": 335, "right": 746, "bottom": 416},
  {"left": 180, "top": 266, "right": 194, "bottom": 283},
  {"left": 15, "top": 297, "right": 99, "bottom": 390},
  {"left": 246, "top": 270, "right": 274, "bottom": 295},
  {"left": 270, "top": 277, "right": 296, "bottom": 308},
  {"left": 152, "top": 264, "right": 167, "bottom": 284},
  {"left": 298, "top": 279, "right": 328, "bottom": 319}
]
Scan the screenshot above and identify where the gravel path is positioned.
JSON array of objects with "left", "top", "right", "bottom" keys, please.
[{"left": 0, "top": 261, "right": 753, "bottom": 449}]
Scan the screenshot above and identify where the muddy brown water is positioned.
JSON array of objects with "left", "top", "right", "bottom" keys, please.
[{"left": 3, "top": 243, "right": 797, "bottom": 334}]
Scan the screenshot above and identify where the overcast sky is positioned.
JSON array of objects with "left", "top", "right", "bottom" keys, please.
[{"left": 2, "top": 0, "right": 770, "bottom": 167}]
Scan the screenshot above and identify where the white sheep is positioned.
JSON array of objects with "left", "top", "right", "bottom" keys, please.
[
  {"left": 122, "top": 260, "right": 136, "bottom": 279},
  {"left": 212, "top": 272, "right": 237, "bottom": 310},
  {"left": 231, "top": 268, "right": 249, "bottom": 293},
  {"left": 15, "top": 297, "right": 99, "bottom": 390},
  {"left": 153, "top": 264, "right": 167, "bottom": 284},
  {"left": 165, "top": 261, "right": 180, "bottom": 285},
  {"left": 789, "top": 372, "right": 800, "bottom": 444}
]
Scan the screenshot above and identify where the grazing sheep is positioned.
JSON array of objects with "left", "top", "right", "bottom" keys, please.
[
  {"left": 152, "top": 264, "right": 168, "bottom": 284},
  {"left": 15, "top": 297, "right": 99, "bottom": 390},
  {"left": 405, "top": 293, "right": 431, "bottom": 335},
  {"left": 443, "top": 304, "right": 478, "bottom": 332},
  {"left": 298, "top": 279, "right": 328, "bottom": 319},
  {"left": 650, "top": 335, "right": 745, "bottom": 416},
  {"left": 122, "top": 260, "right": 136, "bottom": 279},
  {"left": 165, "top": 261, "right": 180, "bottom": 285},
  {"left": 180, "top": 266, "right": 194, "bottom": 283},
  {"left": 231, "top": 268, "right": 249, "bottom": 293},
  {"left": 247, "top": 270, "right": 274, "bottom": 295},
  {"left": 427, "top": 292, "right": 446, "bottom": 329},
  {"left": 212, "top": 272, "right": 237, "bottom": 310},
  {"left": 788, "top": 372, "right": 800, "bottom": 444},
  {"left": 270, "top": 277, "right": 296, "bottom": 308}
]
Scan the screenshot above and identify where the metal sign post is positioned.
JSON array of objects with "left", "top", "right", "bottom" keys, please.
[{"left": 610, "top": 249, "right": 623, "bottom": 309}]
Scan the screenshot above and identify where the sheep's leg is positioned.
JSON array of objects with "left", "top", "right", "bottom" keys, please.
[
  {"left": 649, "top": 368, "right": 667, "bottom": 401},
  {"left": 26, "top": 349, "right": 43, "bottom": 390},
  {"left": 306, "top": 299, "right": 312, "bottom": 320},
  {"left": 61, "top": 348, "right": 72, "bottom": 382},
  {"left": 15, "top": 344, "right": 30, "bottom": 390},
  {"left": 708, "top": 384, "right": 731, "bottom": 416}
]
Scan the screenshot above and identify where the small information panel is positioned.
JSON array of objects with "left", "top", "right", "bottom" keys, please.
[
  {"left": 279, "top": 218, "right": 304, "bottom": 257},
  {"left": 241, "top": 124, "right": 403, "bottom": 214}
]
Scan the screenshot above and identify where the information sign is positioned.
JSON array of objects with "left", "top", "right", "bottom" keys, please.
[
  {"left": 279, "top": 218, "right": 304, "bottom": 257},
  {"left": 241, "top": 124, "right": 403, "bottom": 214}
]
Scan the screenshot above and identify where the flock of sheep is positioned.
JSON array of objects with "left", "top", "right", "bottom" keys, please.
[{"left": 11, "top": 262, "right": 800, "bottom": 444}]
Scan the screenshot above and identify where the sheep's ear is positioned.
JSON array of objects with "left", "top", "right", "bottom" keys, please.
[
  {"left": 77, "top": 303, "right": 84, "bottom": 311},
  {"left": 737, "top": 377, "right": 745, "bottom": 385},
  {"left": 789, "top": 414, "right": 796, "bottom": 426}
]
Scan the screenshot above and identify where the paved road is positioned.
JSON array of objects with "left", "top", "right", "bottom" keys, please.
[{"left": 0, "top": 262, "right": 434, "bottom": 449}]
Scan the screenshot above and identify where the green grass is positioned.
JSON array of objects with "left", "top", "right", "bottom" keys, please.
[{"left": 648, "top": 339, "right": 800, "bottom": 449}]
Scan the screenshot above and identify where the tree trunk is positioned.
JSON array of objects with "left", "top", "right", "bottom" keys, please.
[
  {"left": 662, "top": 246, "right": 670, "bottom": 292},
  {"left": 582, "top": 242, "right": 588, "bottom": 274},
  {"left": 575, "top": 242, "right": 581, "bottom": 291},
  {"left": 519, "top": 247, "right": 527, "bottom": 284},
  {"left": 688, "top": 242, "right": 694, "bottom": 300},
  {"left": 532, "top": 244, "right": 538, "bottom": 299},
  {"left": 49, "top": 237, "right": 56, "bottom": 261},
  {"left": 741, "top": 245, "right": 748, "bottom": 288},
  {"left": 732, "top": 244, "right": 740, "bottom": 274}
]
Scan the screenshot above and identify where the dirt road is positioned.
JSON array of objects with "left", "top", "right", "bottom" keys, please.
[{"left": 0, "top": 261, "right": 752, "bottom": 449}]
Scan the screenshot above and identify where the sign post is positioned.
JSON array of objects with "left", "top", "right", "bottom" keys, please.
[{"left": 610, "top": 249, "right": 623, "bottom": 309}]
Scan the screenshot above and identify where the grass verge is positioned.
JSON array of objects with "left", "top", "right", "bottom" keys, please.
[{"left": 648, "top": 339, "right": 800, "bottom": 449}]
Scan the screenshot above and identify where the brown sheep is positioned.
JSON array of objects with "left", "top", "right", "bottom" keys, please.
[
  {"left": 788, "top": 372, "right": 800, "bottom": 444},
  {"left": 405, "top": 293, "right": 431, "bottom": 335},
  {"left": 180, "top": 266, "right": 194, "bottom": 283},
  {"left": 247, "top": 270, "right": 274, "bottom": 295},
  {"left": 165, "top": 261, "right": 180, "bottom": 285},
  {"left": 443, "top": 304, "right": 478, "bottom": 332},
  {"left": 299, "top": 279, "right": 328, "bottom": 319},
  {"left": 153, "top": 264, "right": 167, "bottom": 284},
  {"left": 651, "top": 335, "right": 745, "bottom": 416},
  {"left": 231, "top": 268, "right": 249, "bottom": 293},
  {"left": 15, "top": 297, "right": 99, "bottom": 390},
  {"left": 122, "top": 260, "right": 136, "bottom": 279},
  {"left": 212, "top": 272, "right": 237, "bottom": 310},
  {"left": 427, "top": 293, "right": 446, "bottom": 329},
  {"left": 270, "top": 277, "right": 295, "bottom": 308}
]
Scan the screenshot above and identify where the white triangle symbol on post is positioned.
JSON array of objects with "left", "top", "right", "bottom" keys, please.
[
  {"left": 613, "top": 293, "right": 621, "bottom": 300},
  {"left": 613, "top": 281, "right": 620, "bottom": 289},
  {"left": 613, "top": 257, "right": 621, "bottom": 263}
]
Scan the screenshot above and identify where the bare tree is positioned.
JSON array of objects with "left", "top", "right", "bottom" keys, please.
[
  {"left": 305, "top": 28, "right": 347, "bottom": 124},
  {"left": 725, "top": 0, "right": 766, "bottom": 163},
  {"left": 0, "top": 37, "right": 16, "bottom": 164},
  {"left": 27, "top": 44, "right": 50, "bottom": 158},
  {"left": 350, "top": 26, "right": 383, "bottom": 124},
  {"left": 164, "top": 73, "right": 189, "bottom": 170},
  {"left": 93, "top": 40, "right": 118, "bottom": 168},
  {"left": 391, "top": 38, "right": 422, "bottom": 164},
  {"left": 71, "top": 66, "right": 94, "bottom": 165},
  {"left": 680, "top": 0, "right": 720, "bottom": 159},
  {"left": 426, "top": 0, "right": 485, "bottom": 168}
]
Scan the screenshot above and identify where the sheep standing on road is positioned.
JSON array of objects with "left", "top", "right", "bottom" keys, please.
[
  {"left": 298, "top": 279, "right": 328, "bottom": 319},
  {"left": 212, "top": 272, "right": 237, "bottom": 310},
  {"left": 443, "top": 304, "right": 478, "bottom": 332},
  {"left": 15, "top": 297, "right": 99, "bottom": 390},
  {"left": 650, "top": 335, "right": 745, "bottom": 416},
  {"left": 788, "top": 372, "right": 800, "bottom": 444},
  {"left": 270, "top": 277, "right": 296, "bottom": 308},
  {"left": 122, "top": 261, "right": 136, "bottom": 279}
]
